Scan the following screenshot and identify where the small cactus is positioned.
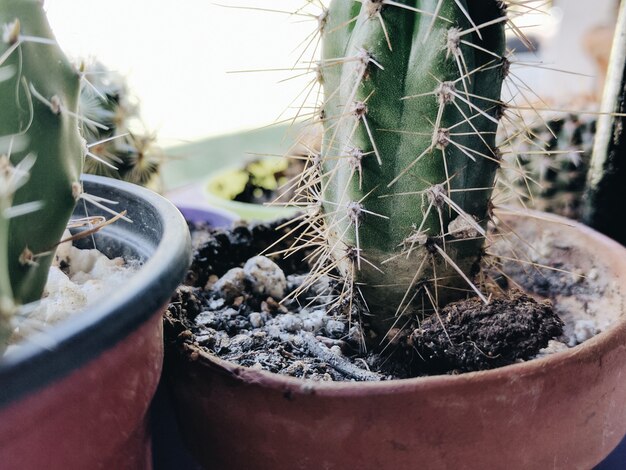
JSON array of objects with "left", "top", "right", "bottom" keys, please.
[
  {"left": 80, "top": 61, "right": 163, "bottom": 188},
  {"left": 0, "top": 0, "right": 85, "bottom": 344},
  {"left": 583, "top": 0, "right": 626, "bottom": 245},
  {"left": 502, "top": 112, "right": 595, "bottom": 220},
  {"left": 299, "top": 0, "right": 507, "bottom": 334}
]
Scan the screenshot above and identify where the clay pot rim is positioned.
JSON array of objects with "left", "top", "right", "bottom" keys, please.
[
  {"left": 180, "top": 209, "right": 626, "bottom": 397},
  {"left": 0, "top": 175, "right": 192, "bottom": 408}
]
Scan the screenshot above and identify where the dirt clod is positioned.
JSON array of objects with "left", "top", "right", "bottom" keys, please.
[{"left": 411, "top": 291, "right": 563, "bottom": 374}]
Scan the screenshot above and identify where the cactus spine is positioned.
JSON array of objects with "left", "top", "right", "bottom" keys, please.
[
  {"left": 0, "top": 0, "right": 84, "bottom": 342},
  {"left": 313, "top": 0, "right": 507, "bottom": 334},
  {"left": 502, "top": 113, "right": 595, "bottom": 220}
]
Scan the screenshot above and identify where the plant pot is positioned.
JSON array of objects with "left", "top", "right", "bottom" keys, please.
[
  {"left": 164, "top": 211, "right": 626, "bottom": 470},
  {"left": 149, "top": 205, "right": 235, "bottom": 470},
  {"left": 204, "top": 161, "right": 299, "bottom": 222},
  {"left": 0, "top": 175, "right": 191, "bottom": 470},
  {"left": 176, "top": 205, "right": 237, "bottom": 228}
]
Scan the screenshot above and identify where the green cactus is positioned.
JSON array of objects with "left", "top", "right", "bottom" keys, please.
[
  {"left": 80, "top": 61, "right": 162, "bottom": 188},
  {"left": 309, "top": 0, "right": 507, "bottom": 334},
  {"left": 583, "top": 0, "right": 626, "bottom": 245},
  {"left": 0, "top": 0, "right": 84, "bottom": 343},
  {"left": 502, "top": 113, "right": 595, "bottom": 220}
]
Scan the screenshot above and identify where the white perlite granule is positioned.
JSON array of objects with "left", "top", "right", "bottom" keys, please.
[{"left": 5, "top": 234, "right": 137, "bottom": 352}]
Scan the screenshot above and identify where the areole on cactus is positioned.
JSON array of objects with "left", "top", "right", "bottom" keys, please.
[
  {"left": 0, "top": 0, "right": 85, "bottom": 346},
  {"left": 296, "top": 0, "right": 508, "bottom": 335}
]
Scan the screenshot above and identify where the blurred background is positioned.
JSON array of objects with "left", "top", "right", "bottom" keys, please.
[
  {"left": 44, "top": 0, "right": 620, "bottom": 191},
  {"left": 47, "top": 0, "right": 321, "bottom": 142}
]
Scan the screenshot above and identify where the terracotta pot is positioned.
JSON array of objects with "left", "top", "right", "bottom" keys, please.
[
  {"left": 165, "top": 211, "right": 626, "bottom": 470},
  {"left": 0, "top": 175, "right": 191, "bottom": 470}
]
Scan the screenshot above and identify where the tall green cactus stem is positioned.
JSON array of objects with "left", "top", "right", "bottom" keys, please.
[
  {"left": 318, "top": 0, "right": 506, "bottom": 334},
  {"left": 0, "top": 0, "right": 84, "bottom": 321},
  {"left": 583, "top": 0, "right": 626, "bottom": 245}
]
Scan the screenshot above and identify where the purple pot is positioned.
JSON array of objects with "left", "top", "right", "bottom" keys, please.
[
  {"left": 167, "top": 183, "right": 239, "bottom": 228},
  {"left": 176, "top": 206, "right": 236, "bottom": 228}
]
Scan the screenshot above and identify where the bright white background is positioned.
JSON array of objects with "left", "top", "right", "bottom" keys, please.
[
  {"left": 45, "top": 0, "right": 616, "bottom": 145},
  {"left": 46, "top": 0, "right": 321, "bottom": 144}
]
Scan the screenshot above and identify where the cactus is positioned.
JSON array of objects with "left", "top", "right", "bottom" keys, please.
[
  {"left": 502, "top": 112, "right": 595, "bottom": 220},
  {"left": 303, "top": 0, "right": 507, "bottom": 334},
  {"left": 80, "top": 61, "right": 162, "bottom": 188},
  {"left": 0, "top": 0, "right": 84, "bottom": 342},
  {"left": 583, "top": 0, "right": 626, "bottom": 245}
]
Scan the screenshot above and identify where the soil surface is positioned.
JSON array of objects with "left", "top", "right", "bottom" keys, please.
[
  {"left": 165, "top": 219, "right": 582, "bottom": 381},
  {"left": 412, "top": 292, "right": 562, "bottom": 374}
]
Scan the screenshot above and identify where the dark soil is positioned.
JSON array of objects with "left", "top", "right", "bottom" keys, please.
[
  {"left": 184, "top": 218, "right": 310, "bottom": 289},
  {"left": 411, "top": 292, "right": 562, "bottom": 374},
  {"left": 165, "top": 219, "right": 569, "bottom": 381}
]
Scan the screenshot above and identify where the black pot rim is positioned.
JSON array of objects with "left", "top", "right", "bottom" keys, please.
[{"left": 0, "top": 175, "right": 192, "bottom": 408}]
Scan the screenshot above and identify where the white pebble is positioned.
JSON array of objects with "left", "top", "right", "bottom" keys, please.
[
  {"left": 302, "top": 309, "right": 325, "bottom": 333},
  {"left": 213, "top": 268, "right": 247, "bottom": 302},
  {"left": 573, "top": 320, "right": 598, "bottom": 345},
  {"left": 325, "top": 319, "right": 345, "bottom": 339},
  {"left": 279, "top": 313, "right": 303, "bottom": 333},
  {"left": 7, "top": 243, "right": 135, "bottom": 348},
  {"left": 243, "top": 256, "right": 286, "bottom": 299},
  {"left": 538, "top": 340, "right": 569, "bottom": 357},
  {"left": 330, "top": 345, "right": 343, "bottom": 356},
  {"left": 249, "top": 311, "right": 264, "bottom": 328}
]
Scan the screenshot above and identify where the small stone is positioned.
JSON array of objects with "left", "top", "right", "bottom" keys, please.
[
  {"left": 204, "top": 274, "right": 219, "bottom": 290},
  {"left": 266, "top": 325, "right": 283, "bottom": 339},
  {"left": 243, "top": 256, "right": 287, "bottom": 299},
  {"left": 232, "top": 296, "right": 244, "bottom": 307},
  {"left": 330, "top": 345, "right": 343, "bottom": 356},
  {"left": 230, "top": 334, "right": 254, "bottom": 351},
  {"left": 249, "top": 311, "right": 264, "bottom": 328},
  {"left": 215, "top": 332, "right": 231, "bottom": 351},
  {"left": 537, "top": 340, "right": 569, "bottom": 357},
  {"left": 208, "top": 298, "right": 225, "bottom": 310},
  {"left": 195, "top": 333, "right": 214, "bottom": 346},
  {"left": 251, "top": 330, "right": 267, "bottom": 340},
  {"left": 286, "top": 274, "right": 307, "bottom": 293},
  {"left": 265, "top": 297, "right": 286, "bottom": 313},
  {"left": 573, "top": 320, "right": 598, "bottom": 345},
  {"left": 223, "top": 308, "right": 239, "bottom": 319},
  {"left": 302, "top": 310, "right": 325, "bottom": 333},
  {"left": 213, "top": 268, "right": 247, "bottom": 302},
  {"left": 325, "top": 319, "right": 346, "bottom": 339},
  {"left": 279, "top": 314, "right": 304, "bottom": 333},
  {"left": 195, "top": 311, "right": 218, "bottom": 328}
]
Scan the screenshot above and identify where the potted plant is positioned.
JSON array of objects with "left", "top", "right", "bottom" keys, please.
[
  {"left": 78, "top": 59, "right": 165, "bottom": 190},
  {"left": 0, "top": 1, "right": 190, "bottom": 468},
  {"left": 202, "top": 124, "right": 321, "bottom": 221},
  {"left": 164, "top": 1, "right": 626, "bottom": 468}
]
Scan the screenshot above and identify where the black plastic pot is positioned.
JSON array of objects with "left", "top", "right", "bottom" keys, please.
[{"left": 0, "top": 175, "right": 191, "bottom": 470}]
